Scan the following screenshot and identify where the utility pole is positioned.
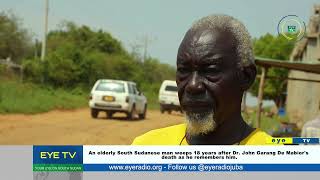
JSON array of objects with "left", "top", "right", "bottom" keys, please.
[
  {"left": 141, "top": 35, "right": 155, "bottom": 62},
  {"left": 143, "top": 36, "right": 148, "bottom": 62},
  {"left": 34, "top": 39, "right": 39, "bottom": 58},
  {"left": 130, "top": 35, "right": 156, "bottom": 62},
  {"left": 41, "top": 0, "right": 49, "bottom": 61},
  {"left": 129, "top": 43, "right": 142, "bottom": 60}
]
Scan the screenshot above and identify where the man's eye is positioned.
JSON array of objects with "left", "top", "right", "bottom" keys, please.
[
  {"left": 203, "top": 65, "right": 220, "bottom": 74},
  {"left": 178, "top": 67, "right": 190, "bottom": 73}
]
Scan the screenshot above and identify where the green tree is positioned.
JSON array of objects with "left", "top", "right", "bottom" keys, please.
[
  {"left": 47, "top": 21, "right": 125, "bottom": 55},
  {"left": 22, "top": 20, "right": 177, "bottom": 109},
  {"left": 0, "top": 11, "right": 32, "bottom": 63},
  {"left": 22, "top": 57, "right": 44, "bottom": 83},
  {"left": 250, "top": 33, "right": 294, "bottom": 107}
]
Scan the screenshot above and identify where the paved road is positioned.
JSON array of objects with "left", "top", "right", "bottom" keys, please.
[{"left": 0, "top": 108, "right": 184, "bottom": 144}]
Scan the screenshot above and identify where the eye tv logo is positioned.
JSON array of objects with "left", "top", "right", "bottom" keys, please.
[
  {"left": 33, "top": 146, "right": 83, "bottom": 164},
  {"left": 40, "top": 151, "right": 77, "bottom": 159},
  {"left": 277, "top": 15, "right": 306, "bottom": 42},
  {"left": 33, "top": 146, "right": 83, "bottom": 172}
]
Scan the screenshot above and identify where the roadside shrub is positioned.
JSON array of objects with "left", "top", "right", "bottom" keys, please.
[
  {"left": 22, "top": 57, "right": 44, "bottom": 83},
  {"left": 0, "top": 64, "right": 5, "bottom": 74}
]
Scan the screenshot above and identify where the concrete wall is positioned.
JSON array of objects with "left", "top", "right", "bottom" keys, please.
[
  {"left": 287, "top": 36, "right": 320, "bottom": 128},
  {"left": 287, "top": 71, "right": 320, "bottom": 128}
]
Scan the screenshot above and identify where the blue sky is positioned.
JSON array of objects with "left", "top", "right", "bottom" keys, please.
[{"left": 1, "top": 0, "right": 319, "bottom": 66}]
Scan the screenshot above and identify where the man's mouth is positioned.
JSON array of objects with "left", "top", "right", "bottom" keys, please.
[
  {"left": 181, "top": 101, "right": 215, "bottom": 113},
  {"left": 180, "top": 91, "right": 216, "bottom": 113}
]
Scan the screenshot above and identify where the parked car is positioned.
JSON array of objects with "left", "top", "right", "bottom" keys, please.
[
  {"left": 159, "top": 80, "right": 181, "bottom": 114},
  {"left": 89, "top": 79, "right": 147, "bottom": 120}
]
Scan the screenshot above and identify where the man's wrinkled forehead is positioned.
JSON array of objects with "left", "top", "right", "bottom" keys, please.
[
  {"left": 178, "top": 27, "right": 235, "bottom": 60},
  {"left": 190, "top": 29, "right": 218, "bottom": 47}
]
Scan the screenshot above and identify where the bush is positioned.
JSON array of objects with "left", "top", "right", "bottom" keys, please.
[
  {"left": 0, "top": 64, "right": 5, "bottom": 75},
  {"left": 140, "top": 82, "right": 162, "bottom": 109},
  {"left": 22, "top": 58, "right": 45, "bottom": 83}
]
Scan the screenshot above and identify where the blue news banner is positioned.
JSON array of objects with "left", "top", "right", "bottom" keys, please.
[{"left": 33, "top": 145, "right": 320, "bottom": 172}]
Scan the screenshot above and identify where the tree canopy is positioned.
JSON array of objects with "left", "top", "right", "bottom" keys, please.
[
  {"left": 0, "top": 11, "right": 32, "bottom": 63},
  {"left": 21, "top": 21, "right": 176, "bottom": 92},
  {"left": 250, "top": 33, "right": 294, "bottom": 107}
]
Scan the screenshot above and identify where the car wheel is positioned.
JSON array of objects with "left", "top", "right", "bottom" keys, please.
[
  {"left": 127, "top": 104, "right": 137, "bottom": 120},
  {"left": 106, "top": 111, "right": 113, "bottom": 119},
  {"left": 160, "top": 105, "right": 164, "bottom": 114},
  {"left": 91, "top": 108, "right": 99, "bottom": 118},
  {"left": 168, "top": 110, "right": 172, "bottom": 114},
  {"left": 139, "top": 104, "right": 147, "bottom": 119}
]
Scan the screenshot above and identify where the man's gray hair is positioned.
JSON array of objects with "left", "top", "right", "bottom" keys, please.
[{"left": 190, "top": 14, "right": 255, "bottom": 67}]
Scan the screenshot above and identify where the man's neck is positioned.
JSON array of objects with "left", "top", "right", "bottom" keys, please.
[{"left": 186, "top": 114, "right": 254, "bottom": 145}]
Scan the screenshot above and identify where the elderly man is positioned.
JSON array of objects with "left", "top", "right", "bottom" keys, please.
[{"left": 132, "top": 14, "right": 271, "bottom": 145}]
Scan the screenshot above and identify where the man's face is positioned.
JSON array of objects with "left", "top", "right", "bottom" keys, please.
[{"left": 176, "top": 27, "right": 242, "bottom": 135}]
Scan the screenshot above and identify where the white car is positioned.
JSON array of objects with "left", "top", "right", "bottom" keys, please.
[
  {"left": 158, "top": 80, "right": 181, "bottom": 114},
  {"left": 89, "top": 79, "right": 147, "bottom": 119}
]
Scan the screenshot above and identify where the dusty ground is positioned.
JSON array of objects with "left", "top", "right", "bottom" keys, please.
[{"left": 0, "top": 109, "right": 185, "bottom": 145}]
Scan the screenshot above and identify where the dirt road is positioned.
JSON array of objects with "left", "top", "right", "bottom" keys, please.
[{"left": 0, "top": 109, "right": 185, "bottom": 145}]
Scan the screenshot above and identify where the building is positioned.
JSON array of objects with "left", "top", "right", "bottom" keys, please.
[{"left": 286, "top": 5, "right": 320, "bottom": 128}]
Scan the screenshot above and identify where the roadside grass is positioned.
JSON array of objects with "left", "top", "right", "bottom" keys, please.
[
  {"left": 0, "top": 79, "right": 88, "bottom": 114},
  {"left": 143, "top": 90, "right": 160, "bottom": 110},
  {"left": 0, "top": 78, "right": 162, "bottom": 114},
  {"left": 140, "top": 83, "right": 161, "bottom": 110}
]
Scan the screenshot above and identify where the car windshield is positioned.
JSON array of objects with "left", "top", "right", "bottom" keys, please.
[
  {"left": 165, "top": 85, "right": 178, "bottom": 92},
  {"left": 96, "top": 82, "right": 125, "bottom": 93}
]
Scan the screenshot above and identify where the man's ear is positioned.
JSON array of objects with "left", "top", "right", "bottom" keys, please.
[{"left": 239, "top": 64, "right": 257, "bottom": 91}]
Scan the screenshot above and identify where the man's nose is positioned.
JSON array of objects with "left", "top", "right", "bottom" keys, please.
[{"left": 185, "top": 71, "right": 205, "bottom": 95}]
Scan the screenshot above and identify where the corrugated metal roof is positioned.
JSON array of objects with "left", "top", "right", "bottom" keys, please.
[{"left": 255, "top": 57, "right": 320, "bottom": 74}]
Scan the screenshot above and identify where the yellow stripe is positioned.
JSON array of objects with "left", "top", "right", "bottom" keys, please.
[{"left": 266, "top": 137, "right": 293, "bottom": 144}]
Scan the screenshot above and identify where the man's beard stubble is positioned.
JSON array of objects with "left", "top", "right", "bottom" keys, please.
[{"left": 184, "top": 110, "right": 217, "bottom": 136}]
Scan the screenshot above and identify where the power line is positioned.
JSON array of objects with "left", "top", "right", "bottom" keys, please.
[
  {"left": 139, "top": 35, "right": 156, "bottom": 62},
  {"left": 129, "top": 35, "right": 156, "bottom": 62}
]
